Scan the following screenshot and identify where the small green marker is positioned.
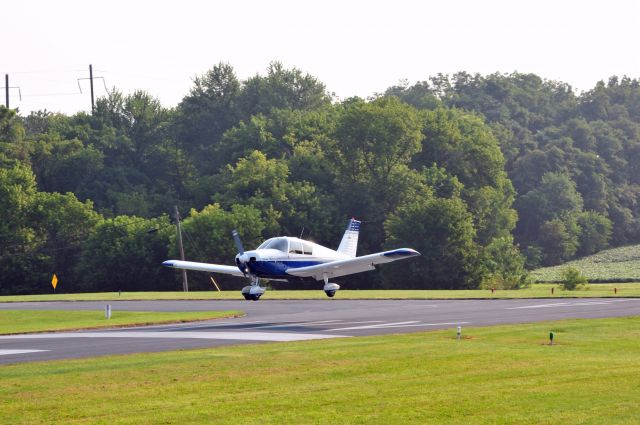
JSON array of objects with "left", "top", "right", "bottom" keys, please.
[{"left": 549, "top": 331, "right": 554, "bottom": 345}]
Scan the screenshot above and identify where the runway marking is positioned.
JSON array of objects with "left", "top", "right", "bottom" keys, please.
[
  {"left": 0, "top": 349, "right": 49, "bottom": 356},
  {"left": 505, "top": 299, "right": 639, "bottom": 310},
  {"left": 375, "top": 321, "right": 471, "bottom": 329},
  {"left": 328, "top": 320, "right": 419, "bottom": 330},
  {"left": 301, "top": 320, "right": 345, "bottom": 325},
  {"left": 253, "top": 320, "right": 344, "bottom": 329},
  {"left": 0, "top": 331, "right": 345, "bottom": 342},
  {"left": 327, "top": 321, "right": 469, "bottom": 331},
  {"left": 146, "top": 320, "right": 268, "bottom": 331}
]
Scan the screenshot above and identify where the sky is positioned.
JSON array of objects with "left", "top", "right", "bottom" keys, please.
[{"left": 2, "top": 0, "right": 640, "bottom": 115}]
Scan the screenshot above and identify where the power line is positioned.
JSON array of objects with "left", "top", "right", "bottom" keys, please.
[{"left": 21, "top": 92, "right": 83, "bottom": 97}]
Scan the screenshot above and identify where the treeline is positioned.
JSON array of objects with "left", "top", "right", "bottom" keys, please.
[{"left": 1, "top": 63, "right": 638, "bottom": 294}]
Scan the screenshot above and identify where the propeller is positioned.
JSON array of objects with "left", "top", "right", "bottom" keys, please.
[
  {"left": 232, "top": 229, "right": 248, "bottom": 275},
  {"left": 232, "top": 229, "right": 244, "bottom": 255}
]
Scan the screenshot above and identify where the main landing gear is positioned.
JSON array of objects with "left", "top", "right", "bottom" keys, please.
[
  {"left": 323, "top": 273, "right": 340, "bottom": 298},
  {"left": 241, "top": 277, "right": 265, "bottom": 301}
]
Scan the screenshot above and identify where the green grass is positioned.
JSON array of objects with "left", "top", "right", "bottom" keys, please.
[
  {"left": 532, "top": 244, "right": 640, "bottom": 282},
  {"left": 0, "top": 310, "right": 243, "bottom": 335},
  {"left": 1, "top": 317, "right": 640, "bottom": 424},
  {"left": 2, "top": 284, "right": 640, "bottom": 302}
]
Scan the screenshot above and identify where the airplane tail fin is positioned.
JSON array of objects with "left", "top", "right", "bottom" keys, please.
[{"left": 337, "top": 218, "right": 361, "bottom": 257}]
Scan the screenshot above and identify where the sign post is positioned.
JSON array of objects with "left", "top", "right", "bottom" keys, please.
[{"left": 51, "top": 274, "right": 58, "bottom": 293}]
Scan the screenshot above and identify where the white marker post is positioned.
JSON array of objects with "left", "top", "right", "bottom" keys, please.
[
  {"left": 105, "top": 304, "right": 112, "bottom": 320},
  {"left": 457, "top": 326, "right": 462, "bottom": 341}
]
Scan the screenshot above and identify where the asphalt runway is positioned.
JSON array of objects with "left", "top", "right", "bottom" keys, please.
[{"left": 1, "top": 298, "right": 639, "bottom": 364}]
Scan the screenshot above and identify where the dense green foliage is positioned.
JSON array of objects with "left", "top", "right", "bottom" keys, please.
[
  {"left": 2, "top": 63, "right": 639, "bottom": 293},
  {"left": 560, "top": 267, "right": 589, "bottom": 290}
]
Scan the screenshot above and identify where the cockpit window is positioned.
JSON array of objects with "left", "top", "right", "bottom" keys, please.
[
  {"left": 267, "top": 238, "right": 289, "bottom": 252},
  {"left": 289, "top": 240, "right": 304, "bottom": 254},
  {"left": 257, "top": 238, "right": 275, "bottom": 249},
  {"left": 261, "top": 237, "right": 289, "bottom": 252},
  {"left": 289, "top": 240, "right": 314, "bottom": 255},
  {"left": 301, "top": 242, "right": 314, "bottom": 255}
]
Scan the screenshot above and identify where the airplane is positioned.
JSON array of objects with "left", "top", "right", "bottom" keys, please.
[{"left": 162, "top": 218, "right": 420, "bottom": 300}]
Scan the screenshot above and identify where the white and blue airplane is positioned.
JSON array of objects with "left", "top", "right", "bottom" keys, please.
[{"left": 162, "top": 219, "right": 420, "bottom": 300}]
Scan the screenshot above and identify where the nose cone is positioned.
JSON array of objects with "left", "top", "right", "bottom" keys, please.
[{"left": 236, "top": 251, "right": 259, "bottom": 274}]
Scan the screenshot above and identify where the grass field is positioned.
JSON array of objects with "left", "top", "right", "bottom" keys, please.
[
  {"left": 1, "top": 316, "right": 639, "bottom": 424},
  {"left": 0, "top": 310, "right": 243, "bottom": 335},
  {"left": 531, "top": 244, "right": 640, "bottom": 282},
  {"left": 1, "top": 283, "right": 640, "bottom": 302}
]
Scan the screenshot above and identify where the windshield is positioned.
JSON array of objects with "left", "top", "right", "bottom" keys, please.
[
  {"left": 259, "top": 237, "right": 289, "bottom": 253},
  {"left": 257, "top": 238, "right": 275, "bottom": 249}
]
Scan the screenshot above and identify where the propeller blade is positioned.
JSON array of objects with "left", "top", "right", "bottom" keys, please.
[{"left": 232, "top": 229, "right": 244, "bottom": 255}]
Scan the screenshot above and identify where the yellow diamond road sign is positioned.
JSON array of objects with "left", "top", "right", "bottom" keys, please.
[{"left": 51, "top": 274, "right": 58, "bottom": 289}]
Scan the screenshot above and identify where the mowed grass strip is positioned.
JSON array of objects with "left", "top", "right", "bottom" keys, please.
[
  {"left": 2, "top": 317, "right": 640, "bottom": 424},
  {"left": 0, "top": 310, "right": 243, "bottom": 335},
  {"left": 2, "top": 283, "right": 640, "bottom": 302}
]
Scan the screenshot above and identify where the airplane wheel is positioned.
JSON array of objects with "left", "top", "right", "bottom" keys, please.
[
  {"left": 250, "top": 294, "right": 261, "bottom": 301},
  {"left": 243, "top": 294, "right": 251, "bottom": 300},
  {"left": 324, "top": 290, "right": 336, "bottom": 298}
]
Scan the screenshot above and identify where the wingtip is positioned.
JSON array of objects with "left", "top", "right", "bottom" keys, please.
[{"left": 383, "top": 248, "right": 421, "bottom": 258}]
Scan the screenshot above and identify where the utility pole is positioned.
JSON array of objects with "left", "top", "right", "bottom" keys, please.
[
  {"left": 1, "top": 74, "right": 21, "bottom": 108},
  {"left": 77, "top": 65, "right": 106, "bottom": 115},
  {"left": 89, "top": 64, "right": 95, "bottom": 114},
  {"left": 174, "top": 205, "right": 189, "bottom": 292}
]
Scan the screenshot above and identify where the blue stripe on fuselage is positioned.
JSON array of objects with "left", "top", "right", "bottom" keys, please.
[{"left": 249, "top": 260, "right": 325, "bottom": 279}]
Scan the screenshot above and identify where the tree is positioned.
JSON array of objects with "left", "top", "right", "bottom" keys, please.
[
  {"left": 0, "top": 106, "right": 29, "bottom": 167},
  {"left": 414, "top": 107, "right": 517, "bottom": 243},
  {"left": 217, "top": 151, "right": 338, "bottom": 243},
  {"left": 384, "top": 196, "right": 480, "bottom": 289},
  {"left": 480, "top": 236, "right": 529, "bottom": 289},
  {"left": 538, "top": 218, "right": 580, "bottom": 265},
  {"left": 238, "top": 62, "right": 331, "bottom": 118},
  {"left": 330, "top": 96, "right": 426, "bottom": 253},
  {"left": 0, "top": 164, "right": 39, "bottom": 294},
  {"left": 176, "top": 62, "right": 241, "bottom": 174},
  {"left": 560, "top": 267, "right": 588, "bottom": 290},
  {"left": 27, "top": 191, "right": 101, "bottom": 292},
  {"left": 76, "top": 216, "right": 173, "bottom": 292},
  {"left": 577, "top": 211, "right": 612, "bottom": 256},
  {"left": 516, "top": 172, "right": 584, "bottom": 249}
]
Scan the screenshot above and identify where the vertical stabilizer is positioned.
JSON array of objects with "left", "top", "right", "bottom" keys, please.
[{"left": 337, "top": 218, "right": 361, "bottom": 257}]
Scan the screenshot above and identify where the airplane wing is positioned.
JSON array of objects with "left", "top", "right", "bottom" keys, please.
[
  {"left": 285, "top": 248, "right": 420, "bottom": 281},
  {"left": 162, "top": 260, "right": 245, "bottom": 277}
]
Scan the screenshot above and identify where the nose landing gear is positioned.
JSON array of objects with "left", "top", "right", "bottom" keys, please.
[{"left": 241, "top": 277, "right": 265, "bottom": 301}]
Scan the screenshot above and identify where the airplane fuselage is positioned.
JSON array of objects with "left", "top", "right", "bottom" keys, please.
[{"left": 235, "top": 237, "right": 350, "bottom": 280}]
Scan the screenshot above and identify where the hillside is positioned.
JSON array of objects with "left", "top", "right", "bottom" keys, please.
[{"left": 530, "top": 244, "right": 640, "bottom": 282}]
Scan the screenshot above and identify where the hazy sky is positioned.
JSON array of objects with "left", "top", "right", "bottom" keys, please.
[{"left": 3, "top": 0, "right": 639, "bottom": 114}]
